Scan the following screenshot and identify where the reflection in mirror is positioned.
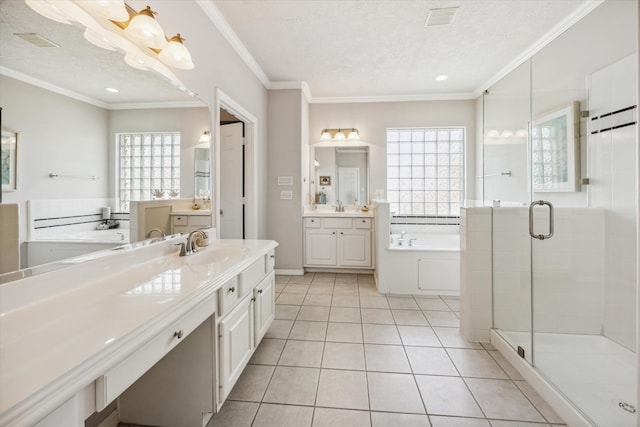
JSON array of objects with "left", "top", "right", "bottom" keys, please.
[
  {"left": 194, "top": 145, "right": 211, "bottom": 198},
  {"left": 312, "top": 146, "right": 369, "bottom": 205},
  {"left": 0, "top": 0, "right": 210, "bottom": 277}
]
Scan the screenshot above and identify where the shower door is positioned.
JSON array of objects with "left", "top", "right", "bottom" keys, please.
[
  {"left": 484, "top": 61, "right": 534, "bottom": 363},
  {"left": 528, "top": 7, "right": 638, "bottom": 422}
]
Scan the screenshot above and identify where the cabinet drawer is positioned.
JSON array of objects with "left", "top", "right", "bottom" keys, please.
[
  {"left": 304, "top": 217, "right": 321, "bottom": 228},
  {"left": 354, "top": 218, "right": 372, "bottom": 229},
  {"left": 172, "top": 215, "right": 188, "bottom": 226},
  {"left": 266, "top": 250, "right": 275, "bottom": 273},
  {"left": 240, "top": 257, "right": 266, "bottom": 297},
  {"left": 95, "top": 292, "right": 217, "bottom": 410},
  {"left": 323, "top": 217, "right": 352, "bottom": 229},
  {"left": 191, "top": 215, "right": 212, "bottom": 226},
  {"left": 218, "top": 276, "right": 240, "bottom": 316}
]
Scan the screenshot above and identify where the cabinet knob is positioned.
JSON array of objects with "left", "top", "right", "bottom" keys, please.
[
  {"left": 258, "top": 289, "right": 263, "bottom": 294},
  {"left": 362, "top": 220, "right": 366, "bottom": 223},
  {"left": 332, "top": 231, "right": 336, "bottom": 235},
  {"left": 311, "top": 219, "right": 314, "bottom": 222},
  {"left": 174, "top": 330, "right": 184, "bottom": 339},
  {"left": 341, "top": 232, "right": 344, "bottom": 235},
  {"left": 251, "top": 297, "right": 256, "bottom": 302},
  {"left": 228, "top": 286, "right": 236, "bottom": 293},
  {"left": 270, "top": 254, "right": 275, "bottom": 259}
]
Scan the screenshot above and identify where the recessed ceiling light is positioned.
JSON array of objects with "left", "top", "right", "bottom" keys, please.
[
  {"left": 435, "top": 75, "right": 448, "bottom": 81},
  {"left": 105, "top": 87, "right": 119, "bottom": 93}
]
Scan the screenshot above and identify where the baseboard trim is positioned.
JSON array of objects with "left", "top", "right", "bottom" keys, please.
[{"left": 275, "top": 269, "right": 305, "bottom": 276}]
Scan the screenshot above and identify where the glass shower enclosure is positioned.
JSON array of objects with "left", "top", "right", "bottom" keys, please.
[{"left": 485, "top": 2, "right": 638, "bottom": 426}]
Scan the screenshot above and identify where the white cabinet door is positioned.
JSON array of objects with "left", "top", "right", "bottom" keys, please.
[
  {"left": 218, "top": 296, "right": 253, "bottom": 402},
  {"left": 305, "top": 229, "right": 337, "bottom": 266},
  {"left": 338, "top": 229, "right": 371, "bottom": 267},
  {"left": 254, "top": 272, "right": 275, "bottom": 346}
]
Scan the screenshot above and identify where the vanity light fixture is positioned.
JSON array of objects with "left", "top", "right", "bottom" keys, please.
[
  {"left": 199, "top": 131, "right": 211, "bottom": 143},
  {"left": 158, "top": 34, "right": 194, "bottom": 70},
  {"left": 319, "top": 128, "right": 360, "bottom": 142},
  {"left": 122, "top": 6, "right": 167, "bottom": 50},
  {"left": 26, "top": 0, "right": 195, "bottom": 74}
]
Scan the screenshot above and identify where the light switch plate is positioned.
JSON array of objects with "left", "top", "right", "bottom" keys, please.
[
  {"left": 277, "top": 176, "right": 293, "bottom": 186},
  {"left": 280, "top": 191, "right": 293, "bottom": 200}
]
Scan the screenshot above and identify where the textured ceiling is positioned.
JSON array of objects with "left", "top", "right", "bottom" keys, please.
[
  {"left": 213, "top": 0, "right": 592, "bottom": 99},
  {"left": 0, "top": 0, "right": 202, "bottom": 107}
]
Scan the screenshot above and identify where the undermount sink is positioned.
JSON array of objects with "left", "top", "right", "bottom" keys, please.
[{"left": 184, "top": 245, "right": 248, "bottom": 265}]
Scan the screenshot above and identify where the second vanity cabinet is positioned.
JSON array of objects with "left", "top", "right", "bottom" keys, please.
[
  {"left": 304, "top": 216, "right": 373, "bottom": 268},
  {"left": 171, "top": 211, "right": 213, "bottom": 234}
]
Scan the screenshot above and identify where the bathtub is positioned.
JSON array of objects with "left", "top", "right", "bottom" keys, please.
[
  {"left": 376, "top": 219, "right": 461, "bottom": 296},
  {"left": 27, "top": 229, "right": 130, "bottom": 268}
]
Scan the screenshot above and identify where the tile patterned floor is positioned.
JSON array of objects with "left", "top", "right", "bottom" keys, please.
[{"left": 207, "top": 273, "right": 566, "bottom": 427}]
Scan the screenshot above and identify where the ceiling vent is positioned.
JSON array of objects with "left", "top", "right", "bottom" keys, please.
[
  {"left": 14, "top": 33, "right": 59, "bottom": 48},
  {"left": 424, "top": 7, "right": 460, "bottom": 27}
]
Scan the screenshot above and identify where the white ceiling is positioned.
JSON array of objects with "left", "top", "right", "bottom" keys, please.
[
  {"left": 213, "top": 0, "right": 599, "bottom": 100},
  {"left": 0, "top": 0, "right": 602, "bottom": 106},
  {"left": 0, "top": 0, "right": 203, "bottom": 108}
]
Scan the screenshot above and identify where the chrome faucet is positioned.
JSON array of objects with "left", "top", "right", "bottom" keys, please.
[
  {"left": 398, "top": 231, "right": 406, "bottom": 246},
  {"left": 408, "top": 238, "right": 417, "bottom": 247},
  {"left": 185, "top": 229, "right": 208, "bottom": 255},
  {"left": 145, "top": 228, "right": 165, "bottom": 238}
]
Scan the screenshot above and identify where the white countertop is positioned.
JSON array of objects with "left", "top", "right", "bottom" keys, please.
[
  {"left": 170, "top": 209, "right": 212, "bottom": 216},
  {"left": 303, "top": 210, "right": 374, "bottom": 218},
  {"left": 0, "top": 237, "right": 277, "bottom": 425}
]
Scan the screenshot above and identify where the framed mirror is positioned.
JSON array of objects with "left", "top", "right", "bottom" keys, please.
[
  {"left": 312, "top": 146, "right": 369, "bottom": 205},
  {"left": 1, "top": 127, "right": 18, "bottom": 192},
  {"left": 531, "top": 101, "right": 580, "bottom": 192},
  {"left": 194, "top": 145, "right": 211, "bottom": 198}
]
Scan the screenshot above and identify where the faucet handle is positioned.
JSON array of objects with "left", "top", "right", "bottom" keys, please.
[{"left": 175, "top": 242, "right": 187, "bottom": 256}]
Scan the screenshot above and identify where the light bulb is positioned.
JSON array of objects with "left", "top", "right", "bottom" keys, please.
[
  {"left": 75, "top": 0, "right": 129, "bottom": 22},
  {"left": 124, "top": 6, "right": 167, "bottom": 49},
  {"left": 334, "top": 129, "right": 345, "bottom": 140},
  {"left": 158, "top": 34, "right": 194, "bottom": 70},
  {"left": 347, "top": 128, "right": 359, "bottom": 140},
  {"left": 320, "top": 130, "right": 331, "bottom": 141}
]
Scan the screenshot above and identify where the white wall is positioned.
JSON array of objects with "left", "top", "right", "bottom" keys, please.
[
  {"left": 108, "top": 107, "right": 211, "bottom": 201},
  {"left": 309, "top": 100, "right": 477, "bottom": 204},
  {"left": 0, "top": 75, "right": 109, "bottom": 266},
  {"left": 267, "top": 89, "right": 307, "bottom": 272}
]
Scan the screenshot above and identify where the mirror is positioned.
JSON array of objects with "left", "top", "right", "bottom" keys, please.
[
  {"left": 0, "top": 0, "right": 211, "bottom": 274},
  {"left": 194, "top": 145, "right": 211, "bottom": 199},
  {"left": 312, "top": 146, "right": 369, "bottom": 205}
]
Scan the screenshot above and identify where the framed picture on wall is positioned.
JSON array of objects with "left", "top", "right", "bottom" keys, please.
[
  {"left": 1, "top": 127, "right": 17, "bottom": 191},
  {"left": 319, "top": 175, "right": 331, "bottom": 186}
]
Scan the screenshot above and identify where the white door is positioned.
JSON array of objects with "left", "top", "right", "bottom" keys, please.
[
  {"left": 220, "top": 122, "right": 244, "bottom": 239},
  {"left": 337, "top": 167, "right": 360, "bottom": 204}
]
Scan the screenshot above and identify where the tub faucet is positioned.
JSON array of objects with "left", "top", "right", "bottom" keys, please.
[
  {"left": 145, "top": 228, "right": 165, "bottom": 238},
  {"left": 409, "top": 238, "right": 417, "bottom": 247}
]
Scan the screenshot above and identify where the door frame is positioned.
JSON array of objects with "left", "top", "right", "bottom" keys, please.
[{"left": 214, "top": 88, "right": 258, "bottom": 239}]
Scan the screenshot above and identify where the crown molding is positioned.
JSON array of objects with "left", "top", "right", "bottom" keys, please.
[
  {"left": 1, "top": 66, "right": 108, "bottom": 109},
  {"left": 196, "top": 0, "right": 271, "bottom": 89},
  {"left": 311, "top": 92, "right": 477, "bottom": 104},
  {"left": 270, "top": 81, "right": 312, "bottom": 102},
  {"left": 107, "top": 101, "right": 208, "bottom": 110},
  {"left": 473, "top": 0, "right": 605, "bottom": 97}
]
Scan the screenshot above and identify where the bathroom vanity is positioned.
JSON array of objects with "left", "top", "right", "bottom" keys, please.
[
  {"left": 0, "top": 235, "right": 277, "bottom": 427},
  {"left": 303, "top": 210, "right": 375, "bottom": 270}
]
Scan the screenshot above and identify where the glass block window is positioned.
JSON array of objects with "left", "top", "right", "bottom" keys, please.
[
  {"left": 117, "top": 132, "right": 180, "bottom": 212},
  {"left": 387, "top": 127, "right": 465, "bottom": 218}
]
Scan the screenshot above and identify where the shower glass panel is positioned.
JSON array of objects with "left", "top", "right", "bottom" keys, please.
[
  {"left": 529, "top": 1, "right": 638, "bottom": 425},
  {"left": 483, "top": 61, "right": 533, "bottom": 363}
]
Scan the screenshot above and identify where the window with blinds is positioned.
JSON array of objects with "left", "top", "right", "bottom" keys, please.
[
  {"left": 117, "top": 132, "right": 180, "bottom": 212},
  {"left": 386, "top": 127, "right": 465, "bottom": 222}
]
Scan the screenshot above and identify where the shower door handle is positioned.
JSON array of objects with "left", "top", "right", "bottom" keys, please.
[{"left": 529, "top": 200, "right": 554, "bottom": 240}]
